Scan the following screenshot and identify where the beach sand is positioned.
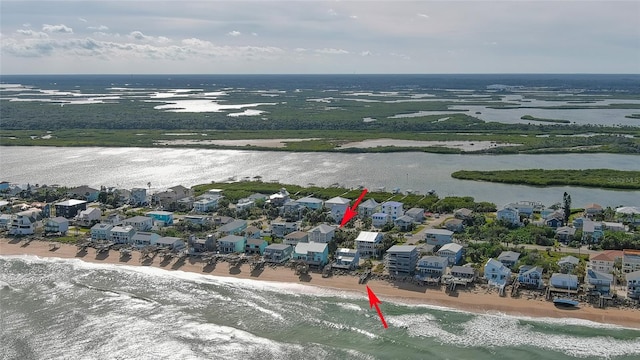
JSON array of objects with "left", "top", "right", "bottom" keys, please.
[{"left": 2, "top": 238, "right": 639, "bottom": 329}]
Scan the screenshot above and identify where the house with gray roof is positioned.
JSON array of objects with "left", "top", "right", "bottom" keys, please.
[
  {"left": 405, "top": 208, "right": 425, "bottom": 223},
  {"left": 558, "top": 255, "right": 580, "bottom": 273},
  {"left": 307, "top": 224, "right": 335, "bottom": 243},
  {"left": 218, "top": 219, "right": 247, "bottom": 236},
  {"left": 156, "top": 237, "right": 185, "bottom": 252},
  {"left": 415, "top": 255, "right": 449, "bottom": 280},
  {"left": 386, "top": 245, "right": 418, "bottom": 276},
  {"left": 425, "top": 229, "right": 454, "bottom": 246},
  {"left": 550, "top": 273, "right": 578, "bottom": 290},
  {"left": 497, "top": 251, "right": 521, "bottom": 268},
  {"left": 284, "top": 231, "right": 309, "bottom": 246},
  {"left": 333, "top": 248, "right": 360, "bottom": 270},
  {"left": 325, "top": 196, "right": 352, "bottom": 223},
  {"left": 437, "top": 243, "right": 464, "bottom": 265},
  {"left": 358, "top": 198, "right": 380, "bottom": 219},
  {"left": 264, "top": 244, "right": 293, "bottom": 264},
  {"left": 586, "top": 269, "right": 613, "bottom": 295},
  {"left": 517, "top": 265, "right": 544, "bottom": 289},
  {"left": 293, "top": 242, "right": 329, "bottom": 267},
  {"left": 626, "top": 271, "right": 640, "bottom": 299}
]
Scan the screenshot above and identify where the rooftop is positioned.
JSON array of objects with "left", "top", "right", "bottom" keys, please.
[
  {"left": 439, "top": 243, "right": 463, "bottom": 253},
  {"left": 55, "top": 199, "right": 87, "bottom": 207},
  {"left": 295, "top": 241, "right": 328, "bottom": 254},
  {"left": 355, "top": 231, "right": 382, "bottom": 243},
  {"left": 387, "top": 245, "right": 416, "bottom": 253}
]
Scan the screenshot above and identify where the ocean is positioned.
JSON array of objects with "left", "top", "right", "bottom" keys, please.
[{"left": 2, "top": 255, "right": 639, "bottom": 360}]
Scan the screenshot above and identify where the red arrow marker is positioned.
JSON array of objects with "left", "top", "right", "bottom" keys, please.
[
  {"left": 339, "top": 188, "right": 368, "bottom": 227},
  {"left": 366, "top": 285, "right": 388, "bottom": 329}
]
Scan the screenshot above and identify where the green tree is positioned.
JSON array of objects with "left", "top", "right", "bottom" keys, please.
[{"left": 563, "top": 192, "right": 572, "bottom": 225}]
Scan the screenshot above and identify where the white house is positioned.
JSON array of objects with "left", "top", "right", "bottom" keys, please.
[
  {"left": 497, "top": 251, "right": 520, "bottom": 268},
  {"left": 623, "top": 249, "right": 640, "bottom": 274},
  {"left": 415, "top": 256, "right": 449, "bottom": 279},
  {"left": 8, "top": 212, "right": 37, "bottom": 236},
  {"left": 405, "top": 208, "right": 425, "bottom": 223},
  {"left": 333, "top": 248, "right": 360, "bottom": 270},
  {"left": 355, "top": 231, "right": 383, "bottom": 258},
  {"left": 295, "top": 196, "right": 324, "bottom": 210},
  {"left": 358, "top": 198, "right": 380, "bottom": 219},
  {"left": 109, "top": 225, "right": 136, "bottom": 244},
  {"left": 123, "top": 216, "right": 153, "bottom": 231},
  {"left": 517, "top": 265, "right": 543, "bottom": 288},
  {"left": 425, "top": 229, "right": 454, "bottom": 246},
  {"left": 436, "top": 242, "right": 464, "bottom": 265},
  {"left": 193, "top": 197, "right": 220, "bottom": 213},
  {"left": 381, "top": 201, "right": 404, "bottom": 221},
  {"left": 550, "top": 273, "right": 578, "bottom": 290},
  {"left": 91, "top": 223, "right": 113, "bottom": 241},
  {"left": 75, "top": 207, "right": 102, "bottom": 227},
  {"left": 236, "top": 198, "right": 255, "bottom": 211},
  {"left": 132, "top": 231, "right": 161, "bottom": 248},
  {"left": 325, "top": 197, "right": 351, "bottom": 223},
  {"left": 372, "top": 212, "right": 391, "bottom": 228},
  {"left": 484, "top": 258, "right": 512, "bottom": 288},
  {"left": 307, "top": 224, "right": 335, "bottom": 243},
  {"left": 589, "top": 250, "right": 623, "bottom": 274},
  {"left": 626, "top": 270, "right": 640, "bottom": 299},
  {"left": 497, "top": 207, "right": 519, "bottom": 225}
]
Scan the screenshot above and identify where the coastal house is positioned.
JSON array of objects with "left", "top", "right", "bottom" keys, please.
[
  {"left": 217, "top": 235, "right": 246, "bottom": 254},
  {"left": 176, "top": 197, "right": 195, "bottom": 211},
  {"left": 188, "top": 234, "right": 216, "bottom": 254},
  {"left": 183, "top": 215, "right": 211, "bottom": 225},
  {"left": 582, "top": 220, "right": 603, "bottom": 243},
  {"left": 602, "top": 221, "right": 626, "bottom": 232},
  {"left": 132, "top": 231, "right": 160, "bottom": 248},
  {"left": 245, "top": 238, "right": 268, "bottom": 255},
  {"left": 123, "top": 216, "right": 153, "bottom": 231},
  {"left": 616, "top": 206, "right": 640, "bottom": 225},
  {"left": 268, "top": 188, "right": 290, "bottom": 207},
  {"left": 586, "top": 269, "right": 613, "bottom": 295},
  {"left": 584, "top": 203, "right": 603, "bottom": 218},
  {"left": 415, "top": 256, "right": 449, "bottom": 279},
  {"left": 355, "top": 231, "right": 383, "bottom": 259},
  {"left": 333, "top": 248, "right": 360, "bottom": 270},
  {"left": 405, "top": 208, "right": 425, "bottom": 223},
  {"left": 484, "top": 258, "right": 512, "bottom": 288},
  {"left": 626, "top": 271, "right": 640, "bottom": 300},
  {"left": 444, "top": 218, "right": 465, "bottom": 233},
  {"left": 544, "top": 213, "right": 564, "bottom": 229},
  {"left": 497, "top": 251, "right": 521, "bottom": 268},
  {"left": 394, "top": 215, "right": 414, "bottom": 231},
  {"left": 8, "top": 212, "right": 37, "bottom": 236},
  {"left": 130, "top": 188, "right": 147, "bottom": 206},
  {"left": 90, "top": 223, "right": 113, "bottom": 241},
  {"left": 284, "top": 231, "right": 309, "bottom": 246},
  {"left": 386, "top": 245, "right": 418, "bottom": 276},
  {"left": 218, "top": 219, "right": 247, "bottom": 236},
  {"left": 555, "top": 226, "right": 576, "bottom": 243},
  {"left": 156, "top": 237, "right": 185, "bottom": 252},
  {"left": 381, "top": 201, "right": 404, "bottom": 221},
  {"left": 67, "top": 185, "right": 100, "bottom": 202},
  {"left": 213, "top": 216, "right": 234, "bottom": 226},
  {"left": 282, "top": 201, "right": 305, "bottom": 220},
  {"left": 371, "top": 212, "right": 391, "bottom": 228},
  {"left": 307, "top": 224, "right": 335, "bottom": 243},
  {"left": 271, "top": 221, "right": 298, "bottom": 238},
  {"left": 295, "top": 196, "right": 324, "bottom": 210},
  {"left": 0, "top": 214, "right": 12, "bottom": 230},
  {"left": 146, "top": 210, "right": 174, "bottom": 226},
  {"left": 590, "top": 250, "right": 623, "bottom": 274},
  {"left": 193, "top": 196, "right": 220, "bottom": 213},
  {"left": 236, "top": 197, "right": 255, "bottom": 211},
  {"left": 505, "top": 201, "right": 540, "bottom": 217},
  {"left": 109, "top": 225, "right": 135, "bottom": 244},
  {"left": 75, "top": 207, "right": 102, "bottom": 227},
  {"left": 244, "top": 225, "right": 261, "bottom": 239},
  {"left": 549, "top": 273, "right": 578, "bottom": 290},
  {"left": 293, "top": 242, "right": 329, "bottom": 267},
  {"left": 358, "top": 199, "right": 380, "bottom": 219},
  {"left": 424, "top": 229, "right": 454, "bottom": 246},
  {"left": 264, "top": 244, "right": 293, "bottom": 264},
  {"left": 454, "top": 208, "right": 474, "bottom": 221},
  {"left": 623, "top": 249, "right": 640, "bottom": 273},
  {"left": 450, "top": 266, "right": 476, "bottom": 282},
  {"left": 325, "top": 196, "right": 351, "bottom": 223},
  {"left": 44, "top": 217, "right": 69, "bottom": 235},
  {"left": 517, "top": 265, "right": 544, "bottom": 289},
  {"left": 436, "top": 243, "right": 464, "bottom": 266},
  {"left": 558, "top": 255, "right": 580, "bottom": 274},
  {"left": 54, "top": 199, "right": 87, "bottom": 218},
  {"left": 496, "top": 207, "right": 519, "bottom": 226}
]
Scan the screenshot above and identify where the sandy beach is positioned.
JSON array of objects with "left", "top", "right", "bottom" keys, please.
[{"left": 2, "top": 238, "right": 639, "bottom": 329}]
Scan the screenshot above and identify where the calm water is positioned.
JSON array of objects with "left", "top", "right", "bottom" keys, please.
[
  {"left": 2, "top": 256, "right": 640, "bottom": 360},
  {"left": 1, "top": 146, "right": 638, "bottom": 208}
]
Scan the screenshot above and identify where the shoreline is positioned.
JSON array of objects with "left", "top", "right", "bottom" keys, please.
[{"left": 2, "top": 238, "right": 639, "bottom": 329}]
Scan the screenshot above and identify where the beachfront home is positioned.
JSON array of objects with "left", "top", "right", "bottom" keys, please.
[
  {"left": 295, "top": 196, "right": 324, "bottom": 210},
  {"left": 245, "top": 238, "right": 268, "bottom": 255},
  {"left": 372, "top": 213, "right": 391, "bottom": 228},
  {"left": 264, "top": 244, "right": 293, "bottom": 264},
  {"left": 555, "top": 226, "right": 576, "bottom": 243},
  {"left": 44, "top": 217, "right": 69, "bottom": 235},
  {"left": 325, "top": 196, "right": 351, "bottom": 223},
  {"left": 217, "top": 235, "right": 246, "bottom": 254},
  {"left": 146, "top": 210, "right": 174, "bottom": 226},
  {"left": 505, "top": 201, "right": 540, "bottom": 217},
  {"left": 623, "top": 249, "right": 640, "bottom": 273},
  {"left": 550, "top": 273, "right": 578, "bottom": 290},
  {"left": 589, "top": 250, "right": 623, "bottom": 274},
  {"left": 244, "top": 226, "right": 261, "bottom": 239},
  {"left": 188, "top": 234, "right": 216, "bottom": 254},
  {"left": 9, "top": 212, "right": 37, "bottom": 236},
  {"left": 0, "top": 214, "right": 12, "bottom": 230},
  {"left": 484, "top": 258, "right": 512, "bottom": 288},
  {"left": 444, "top": 218, "right": 465, "bottom": 233},
  {"left": 586, "top": 269, "right": 613, "bottom": 295},
  {"left": 218, "top": 219, "right": 247, "bottom": 236},
  {"left": 386, "top": 245, "right": 418, "bottom": 276},
  {"left": 415, "top": 256, "right": 449, "bottom": 279},
  {"left": 213, "top": 216, "right": 234, "bottom": 226},
  {"left": 497, "top": 251, "right": 521, "bottom": 268},
  {"left": 437, "top": 243, "right": 464, "bottom": 266},
  {"left": 293, "top": 242, "right": 329, "bottom": 267},
  {"left": 307, "top": 224, "right": 335, "bottom": 243},
  {"left": 271, "top": 221, "right": 298, "bottom": 238},
  {"left": 626, "top": 271, "right": 640, "bottom": 300},
  {"left": 544, "top": 213, "right": 564, "bottom": 228},
  {"left": 582, "top": 220, "right": 604, "bottom": 243},
  {"left": 55, "top": 199, "right": 87, "bottom": 218},
  {"left": 75, "top": 207, "right": 102, "bottom": 227},
  {"left": 424, "top": 229, "right": 454, "bottom": 246},
  {"left": 156, "top": 237, "right": 185, "bottom": 252},
  {"left": 91, "top": 223, "right": 113, "bottom": 241},
  {"left": 284, "top": 231, "right": 309, "bottom": 246},
  {"left": 123, "top": 216, "right": 153, "bottom": 231},
  {"left": 517, "top": 265, "right": 544, "bottom": 289},
  {"left": 558, "top": 255, "right": 580, "bottom": 274},
  {"left": 405, "top": 208, "right": 425, "bottom": 223},
  {"left": 130, "top": 188, "right": 147, "bottom": 206},
  {"left": 132, "top": 232, "right": 160, "bottom": 248},
  {"left": 496, "top": 207, "right": 519, "bottom": 226},
  {"left": 109, "top": 225, "right": 135, "bottom": 244},
  {"left": 333, "top": 248, "right": 360, "bottom": 270},
  {"left": 67, "top": 185, "right": 100, "bottom": 202},
  {"left": 394, "top": 215, "right": 414, "bottom": 231},
  {"left": 381, "top": 201, "right": 404, "bottom": 221},
  {"left": 355, "top": 231, "right": 383, "bottom": 258},
  {"left": 358, "top": 199, "right": 380, "bottom": 219},
  {"left": 450, "top": 266, "right": 476, "bottom": 282}
]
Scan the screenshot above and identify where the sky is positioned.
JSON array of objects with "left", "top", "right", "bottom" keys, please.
[{"left": 1, "top": 0, "right": 639, "bottom": 74}]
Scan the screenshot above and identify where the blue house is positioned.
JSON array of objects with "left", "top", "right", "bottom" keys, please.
[
  {"left": 517, "top": 265, "right": 543, "bottom": 289},
  {"left": 245, "top": 238, "right": 268, "bottom": 255},
  {"left": 436, "top": 243, "right": 464, "bottom": 266},
  {"left": 293, "top": 242, "right": 329, "bottom": 267},
  {"left": 146, "top": 210, "right": 174, "bottom": 226},
  {"left": 586, "top": 269, "right": 613, "bottom": 295},
  {"left": 217, "top": 235, "right": 246, "bottom": 254},
  {"left": 497, "top": 207, "right": 519, "bottom": 225}
]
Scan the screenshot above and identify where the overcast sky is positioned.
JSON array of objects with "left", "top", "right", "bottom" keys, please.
[{"left": 1, "top": 0, "right": 638, "bottom": 74}]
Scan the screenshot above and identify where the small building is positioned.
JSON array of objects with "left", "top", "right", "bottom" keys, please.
[
  {"left": 156, "top": 237, "right": 185, "bottom": 252},
  {"left": 586, "top": 269, "right": 613, "bottom": 295},
  {"left": 558, "top": 255, "right": 580, "bottom": 273},
  {"left": 333, "top": 248, "right": 360, "bottom": 270},
  {"left": 284, "top": 231, "right": 309, "bottom": 246},
  {"left": 293, "top": 242, "right": 329, "bottom": 267},
  {"left": 75, "top": 207, "right": 102, "bottom": 227},
  {"left": 394, "top": 215, "right": 414, "bottom": 231},
  {"left": 218, "top": 219, "right": 247, "bottom": 236},
  {"left": 582, "top": 220, "right": 603, "bottom": 243},
  {"left": 271, "top": 221, "right": 298, "bottom": 238},
  {"left": 325, "top": 196, "right": 352, "bottom": 223},
  {"left": 424, "top": 229, "right": 454, "bottom": 246},
  {"left": 371, "top": 212, "right": 391, "bottom": 228},
  {"left": 109, "top": 225, "right": 135, "bottom": 244},
  {"left": 444, "top": 218, "right": 464, "bottom": 233},
  {"left": 217, "top": 235, "right": 246, "bottom": 254},
  {"left": 484, "top": 258, "right": 512, "bottom": 288},
  {"left": 517, "top": 265, "right": 543, "bottom": 289},
  {"left": 90, "top": 223, "right": 113, "bottom": 241},
  {"left": 386, "top": 245, "right": 418, "bottom": 276},
  {"left": 415, "top": 256, "right": 449, "bottom": 279},
  {"left": 44, "top": 217, "right": 69, "bottom": 235},
  {"left": 358, "top": 198, "right": 380, "bottom": 219},
  {"left": 602, "top": 221, "right": 626, "bottom": 232},
  {"left": 132, "top": 231, "right": 161, "bottom": 248},
  {"left": 550, "top": 273, "right": 578, "bottom": 290},
  {"left": 355, "top": 231, "right": 383, "bottom": 259},
  {"left": 245, "top": 238, "right": 268, "bottom": 255},
  {"left": 307, "top": 224, "right": 335, "bottom": 243},
  {"left": 436, "top": 243, "right": 464, "bottom": 266},
  {"left": 146, "top": 211, "right": 174, "bottom": 226},
  {"left": 55, "top": 199, "right": 87, "bottom": 219},
  {"left": 626, "top": 270, "right": 640, "bottom": 300},
  {"left": 264, "top": 244, "right": 293, "bottom": 264},
  {"left": 405, "top": 208, "right": 425, "bottom": 223},
  {"left": 497, "top": 251, "right": 521, "bottom": 268},
  {"left": 381, "top": 201, "right": 404, "bottom": 221}
]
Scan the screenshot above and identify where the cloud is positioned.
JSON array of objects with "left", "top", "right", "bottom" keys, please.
[
  {"left": 390, "top": 52, "right": 411, "bottom": 60},
  {"left": 16, "top": 29, "right": 49, "bottom": 39},
  {"left": 417, "top": 13, "right": 429, "bottom": 19},
  {"left": 350, "top": 15, "right": 358, "bottom": 20},
  {"left": 42, "top": 24, "right": 73, "bottom": 34},
  {"left": 88, "top": 25, "right": 109, "bottom": 31},
  {"left": 360, "top": 50, "right": 372, "bottom": 56},
  {"left": 227, "top": 30, "right": 241, "bottom": 37},
  {"left": 328, "top": 8, "right": 338, "bottom": 16},
  {"left": 127, "top": 31, "right": 170, "bottom": 43},
  {"left": 78, "top": 18, "right": 87, "bottom": 23},
  {"left": 316, "top": 48, "right": 349, "bottom": 55}
]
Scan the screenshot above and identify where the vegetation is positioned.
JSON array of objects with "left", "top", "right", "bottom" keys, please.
[
  {"left": 625, "top": 114, "right": 640, "bottom": 119},
  {"left": 521, "top": 115, "right": 571, "bottom": 124},
  {"left": 451, "top": 169, "right": 640, "bottom": 190}
]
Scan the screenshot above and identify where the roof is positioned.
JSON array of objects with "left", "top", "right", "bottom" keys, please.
[
  {"left": 48, "top": 216, "right": 68, "bottom": 224},
  {"left": 55, "top": 199, "right": 87, "bottom": 207},
  {"left": 587, "top": 269, "right": 613, "bottom": 282},
  {"left": 558, "top": 255, "right": 580, "bottom": 265},
  {"left": 626, "top": 270, "right": 640, "bottom": 281},
  {"left": 125, "top": 215, "right": 152, "bottom": 223},
  {"left": 92, "top": 223, "right": 113, "bottom": 230},
  {"left": 147, "top": 210, "right": 173, "bottom": 216},
  {"left": 498, "top": 251, "right": 521, "bottom": 262},
  {"left": 247, "top": 238, "right": 266, "bottom": 246},
  {"left": 382, "top": 201, "right": 403, "bottom": 207},
  {"left": 556, "top": 226, "right": 576, "bottom": 235},
  {"left": 395, "top": 215, "right": 414, "bottom": 223},
  {"left": 131, "top": 232, "right": 158, "bottom": 240},
  {"left": 445, "top": 218, "right": 464, "bottom": 226},
  {"left": 406, "top": 208, "right": 425, "bottom": 216},
  {"left": 419, "top": 255, "right": 448, "bottom": 264},
  {"left": 387, "top": 245, "right": 416, "bottom": 253},
  {"left": 590, "top": 250, "right": 624, "bottom": 262},
  {"left": 309, "top": 224, "right": 335, "bottom": 234},
  {"left": 265, "top": 244, "right": 291, "bottom": 251},
  {"left": 69, "top": 185, "right": 99, "bottom": 194},
  {"left": 355, "top": 231, "right": 382, "bottom": 243},
  {"left": 296, "top": 196, "right": 324, "bottom": 204},
  {"left": 425, "top": 229, "right": 454, "bottom": 236},
  {"left": 485, "top": 258, "right": 507, "bottom": 270},
  {"left": 585, "top": 203, "right": 603, "bottom": 210},
  {"left": 550, "top": 273, "right": 578, "bottom": 282},
  {"left": 451, "top": 265, "right": 475, "bottom": 275},
  {"left": 156, "top": 236, "right": 182, "bottom": 245},
  {"left": 295, "top": 241, "right": 328, "bottom": 254},
  {"left": 218, "top": 235, "right": 245, "bottom": 244},
  {"left": 616, "top": 206, "right": 640, "bottom": 215},
  {"left": 111, "top": 225, "right": 134, "bottom": 233},
  {"left": 219, "top": 219, "right": 247, "bottom": 232},
  {"left": 285, "top": 231, "right": 308, "bottom": 239},
  {"left": 336, "top": 248, "right": 358, "bottom": 255},
  {"left": 359, "top": 198, "right": 379, "bottom": 209},
  {"left": 454, "top": 208, "right": 473, "bottom": 216},
  {"left": 438, "top": 243, "right": 463, "bottom": 253},
  {"left": 624, "top": 249, "right": 640, "bottom": 256},
  {"left": 326, "top": 197, "right": 351, "bottom": 205},
  {"left": 520, "top": 265, "right": 543, "bottom": 275}
]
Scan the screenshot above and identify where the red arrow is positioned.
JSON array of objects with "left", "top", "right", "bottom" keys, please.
[
  {"left": 339, "top": 188, "right": 368, "bottom": 227},
  {"left": 366, "top": 285, "right": 388, "bottom": 329}
]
